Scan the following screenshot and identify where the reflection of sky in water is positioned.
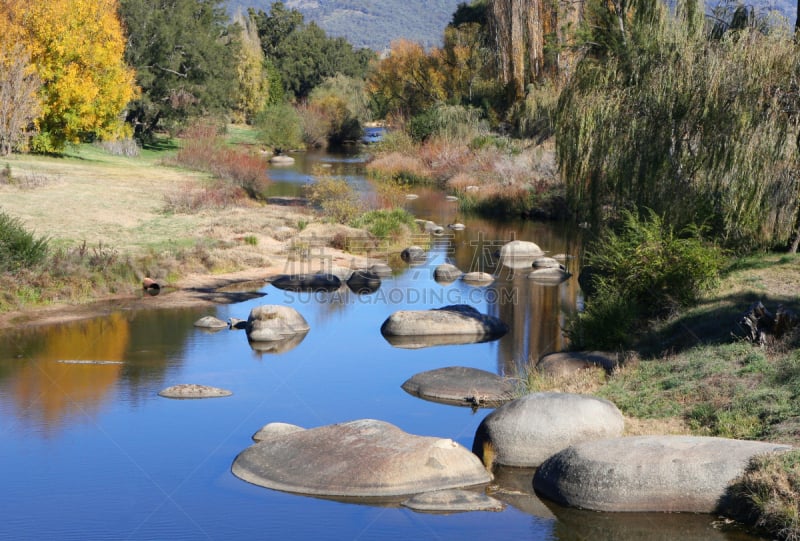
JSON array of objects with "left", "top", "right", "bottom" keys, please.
[{"left": 0, "top": 150, "right": 760, "bottom": 540}]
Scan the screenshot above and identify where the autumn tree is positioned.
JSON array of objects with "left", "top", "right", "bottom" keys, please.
[
  {"left": 366, "top": 39, "right": 447, "bottom": 120},
  {"left": 7, "top": 0, "right": 137, "bottom": 153},
  {"left": 120, "top": 0, "right": 238, "bottom": 137},
  {"left": 0, "top": 5, "right": 41, "bottom": 155}
]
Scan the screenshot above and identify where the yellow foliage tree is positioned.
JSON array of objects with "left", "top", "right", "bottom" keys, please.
[
  {"left": 0, "top": 2, "right": 41, "bottom": 155},
  {"left": 233, "top": 10, "right": 270, "bottom": 123},
  {"left": 366, "top": 39, "right": 447, "bottom": 119},
  {"left": 7, "top": 0, "right": 137, "bottom": 153}
]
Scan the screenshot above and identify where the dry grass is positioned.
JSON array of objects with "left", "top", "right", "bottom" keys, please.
[{"left": 0, "top": 143, "right": 317, "bottom": 301}]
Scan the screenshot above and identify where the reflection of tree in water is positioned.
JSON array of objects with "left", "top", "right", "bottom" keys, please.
[
  {"left": 1, "top": 313, "right": 129, "bottom": 433},
  {"left": 0, "top": 307, "right": 203, "bottom": 431}
]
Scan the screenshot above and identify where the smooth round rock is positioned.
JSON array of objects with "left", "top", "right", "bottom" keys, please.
[
  {"left": 536, "top": 351, "right": 618, "bottom": 378},
  {"left": 271, "top": 273, "right": 342, "bottom": 292},
  {"left": 447, "top": 223, "right": 465, "bottom": 230},
  {"left": 232, "top": 419, "right": 492, "bottom": 498},
  {"left": 461, "top": 272, "right": 494, "bottom": 285},
  {"left": 369, "top": 263, "right": 393, "bottom": 277},
  {"left": 269, "top": 155, "right": 295, "bottom": 165},
  {"left": 402, "top": 489, "right": 504, "bottom": 513},
  {"left": 401, "top": 246, "right": 426, "bottom": 264},
  {"left": 499, "top": 240, "right": 544, "bottom": 261},
  {"left": 423, "top": 221, "right": 445, "bottom": 235},
  {"left": 158, "top": 384, "right": 232, "bottom": 399},
  {"left": 433, "top": 263, "right": 463, "bottom": 283},
  {"left": 401, "top": 366, "right": 517, "bottom": 408},
  {"left": 528, "top": 268, "right": 571, "bottom": 285},
  {"left": 346, "top": 270, "right": 381, "bottom": 294},
  {"left": 252, "top": 422, "right": 306, "bottom": 442},
  {"left": 533, "top": 436, "right": 793, "bottom": 513},
  {"left": 246, "top": 305, "right": 310, "bottom": 342},
  {"left": 381, "top": 304, "right": 508, "bottom": 340},
  {"left": 532, "top": 257, "right": 561, "bottom": 269},
  {"left": 193, "top": 316, "right": 228, "bottom": 329},
  {"left": 405, "top": 194, "right": 419, "bottom": 200},
  {"left": 247, "top": 331, "right": 307, "bottom": 354},
  {"left": 472, "top": 392, "right": 624, "bottom": 468}
]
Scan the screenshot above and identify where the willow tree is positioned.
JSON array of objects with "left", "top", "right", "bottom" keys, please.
[
  {"left": 488, "top": 0, "right": 582, "bottom": 99},
  {"left": 556, "top": 0, "right": 800, "bottom": 250}
]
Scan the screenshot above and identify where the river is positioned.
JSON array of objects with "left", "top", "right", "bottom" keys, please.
[{"left": 0, "top": 149, "right": 762, "bottom": 540}]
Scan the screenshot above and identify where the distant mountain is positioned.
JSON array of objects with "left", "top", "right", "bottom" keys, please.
[
  {"left": 225, "top": 0, "right": 464, "bottom": 51},
  {"left": 225, "top": 0, "right": 797, "bottom": 53}
]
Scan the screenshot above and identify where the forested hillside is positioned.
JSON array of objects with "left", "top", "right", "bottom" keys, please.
[{"left": 225, "top": 0, "right": 464, "bottom": 50}]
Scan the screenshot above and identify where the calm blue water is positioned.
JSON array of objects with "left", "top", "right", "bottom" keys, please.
[{"left": 0, "top": 150, "right": 761, "bottom": 540}]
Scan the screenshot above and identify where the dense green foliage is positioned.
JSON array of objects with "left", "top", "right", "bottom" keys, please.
[
  {"left": 568, "top": 210, "right": 723, "bottom": 349},
  {"left": 255, "top": 102, "right": 303, "bottom": 153},
  {"left": 0, "top": 209, "right": 49, "bottom": 272},
  {"left": 250, "top": 3, "right": 374, "bottom": 99},
  {"left": 557, "top": 0, "right": 800, "bottom": 250},
  {"left": 120, "top": 0, "right": 239, "bottom": 137}
]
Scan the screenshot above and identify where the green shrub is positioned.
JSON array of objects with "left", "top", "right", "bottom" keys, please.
[
  {"left": 0, "top": 209, "right": 49, "bottom": 272},
  {"left": 408, "top": 104, "right": 485, "bottom": 142},
  {"left": 569, "top": 209, "right": 723, "bottom": 349}
]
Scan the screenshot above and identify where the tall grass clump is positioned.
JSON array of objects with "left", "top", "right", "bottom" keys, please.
[
  {"left": 0, "top": 209, "right": 49, "bottom": 272},
  {"left": 408, "top": 104, "right": 486, "bottom": 143},
  {"left": 557, "top": 0, "right": 800, "bottom": 250},
  {"left": 351, "top": 208, "right": 416, "bottom": 240},
  {"left": 568, "top": 209, "right": 723, "bottom": 349},
  {"left": 171, "top": 122, "right": 271, "bottom": 200},
  {"left": 727, "top": 450, "right": 800, "bottom": 541}
]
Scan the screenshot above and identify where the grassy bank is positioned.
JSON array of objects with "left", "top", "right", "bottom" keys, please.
[
  {"left": 0, "top": 130, "right": 315, "bottom": 313},
  {"left": 523, "top": 252, "right": 800, "bottom": 538}
]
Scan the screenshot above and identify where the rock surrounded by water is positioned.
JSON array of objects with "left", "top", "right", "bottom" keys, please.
[
  {"left": 472, "top": 392, "right": 624, "bottom": 468},
  {"left": 193, "top": 316, "right": 228, "bottom": 329},
  {"left": 232, "top": 419, "right": 492, "bottom": 498},
  {"left": 270, "top": 273, "right": 342, "bottom": 292},
  {"left": 433, "top": 263, "right": 463, "bottom": 283},
  {"left": 380, "top": 304, "right": 508, "bottom": 348},
  {"left": 401, "top": 489, "right": 504, "bottom": 513},
  {"left": 499, "top": 241, "right": 545, "bottom": 268},
  {"left": 158, "top": 384, "right": 232, "bottom": 399},
  {"left": 246, "top": 305, "right": 310, "bottom": 343},
  {"left": 533, "top": 436, "right": 793, "bottom": 513},
  {"left": 401, "top": 366, "right": 516, "bottom": 408},
  {"left": 528, "top": 267, "right": 571, "bottom": 285}
]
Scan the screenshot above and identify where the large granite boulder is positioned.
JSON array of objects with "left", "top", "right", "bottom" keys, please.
[
  {"left": 401, "top": 366, "right": 517, "bottom": 408},
  {"left": 533, "top": 436, "right": 792, "bottom": 513},
  {"left": 270, "top": 273, "right": 342, "bottom": 292},
  {"left": 472, "top": 392, "right": 624, "bottom": 468},
  {"left": 381, "top": 305, "right": 508, "bottom": 349},
  {"left": 246, "top": 305, "right": 310, "bottom": 343},
  {"left": 232, "top": 419, "right": 492, "bottom": 498}
]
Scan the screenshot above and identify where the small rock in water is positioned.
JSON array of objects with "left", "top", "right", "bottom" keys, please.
[{"left": 158, "top": 384, "right": 232, "bottom": 399}]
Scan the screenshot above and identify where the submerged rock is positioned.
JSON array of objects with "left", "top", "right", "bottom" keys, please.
[
  {"left": 402, "top": 489, "right": 504, "bottom": 513},
  {"left": 433, "top": 263, "right": 463, "bottom": 283},
  {"left": 158, "top": 384, "right": 232, "bottom": 399},
  {"left": 232, "top": 419, "right": 492, "bottom": 498}
]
